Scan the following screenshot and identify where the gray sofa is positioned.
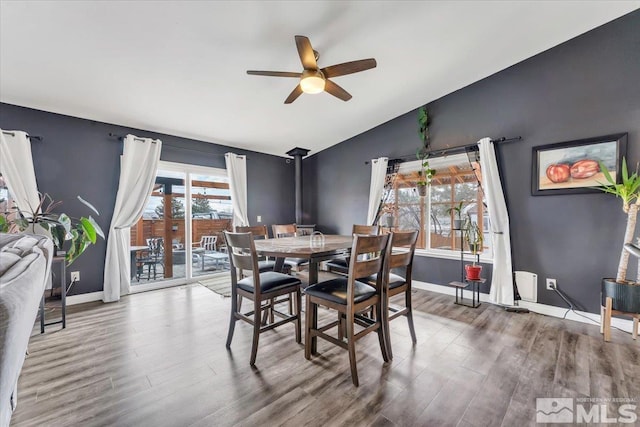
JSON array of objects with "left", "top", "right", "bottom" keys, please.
[{"left": 0, "top": 233, "right": 53, "bottom": 427}]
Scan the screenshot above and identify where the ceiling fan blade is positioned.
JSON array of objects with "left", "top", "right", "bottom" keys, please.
[
  {"left": 295, "top": 35, "right": 317, "bottom": 70},
  {"left": 284, "top": 85, "right": 303, "bottom": 104},
  {"left": 324, "top": 79, "right": 352, "bottom": 102},
  {"left": 321, "top": 58, "right": 377, "bottom": 78},
  {"left": 247, "top": 70, "right": 301, "bottom": 78}
]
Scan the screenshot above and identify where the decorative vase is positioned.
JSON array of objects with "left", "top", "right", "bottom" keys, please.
[
  {"left": 384, "top": 215, "right": 394, "bottom": 228},
  {"left": 452, "top": 219, "right": 462, "bottom": 230},
  {"left": 601, "top": 279, "right": 640, "bottom": 313},
  {"left": 417, "top": 184, "right": 427, "bottom": 197},
  {"left": 465, "top": 264, "right": 482, "bottom": 281}
]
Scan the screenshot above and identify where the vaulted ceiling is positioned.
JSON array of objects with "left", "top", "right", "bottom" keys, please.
[{"left": 0, "top": 1, "right": 637, "bottom": 156}]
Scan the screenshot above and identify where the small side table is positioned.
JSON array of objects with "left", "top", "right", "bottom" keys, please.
[
  {"left": 40, "top": 256, "right": 66, "bottom": 333},
  {"left": 449, "top": 277, "right": 485, "bottom": 308}
]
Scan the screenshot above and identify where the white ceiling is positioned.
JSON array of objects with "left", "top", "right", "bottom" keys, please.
[{"left": 1, "top": 1, "right": 638, "bottom": 157}]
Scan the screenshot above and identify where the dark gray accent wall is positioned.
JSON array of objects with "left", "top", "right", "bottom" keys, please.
[
  {"left": 0, "top": 103, "right": 295, "bottom": 295},
  {"left": 305, "top": 10, "right": 640, "bottom": 313}
]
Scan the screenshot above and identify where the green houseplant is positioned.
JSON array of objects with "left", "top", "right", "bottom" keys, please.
[
  {"left": 416, "top": 106, "right": 436, "bottom": 197},
  {"left": 598, "top": 157, "right": 640, "bottom": 313},
  {"left": 463, "top": 216, "right": 483, "bottom": 280},
  {"left": 0, "top": 193, "right": 104, "bottom": 265},
  {"left": 446, "top": 201, "right": 465, "bottom": 230}
]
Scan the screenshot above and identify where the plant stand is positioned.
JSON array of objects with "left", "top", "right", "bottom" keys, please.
[
  {"left": 601, "top": 296, "right": 640, "bottom": 342},
  {"left": 449, "top": 278, "right": 485, "bottom": 308}
]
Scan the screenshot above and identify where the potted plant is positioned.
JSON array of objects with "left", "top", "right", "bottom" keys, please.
[
  {"left": 416, "top": 106, "right": 436, "bottom": 197},
  {"left": 0, "top": 192, "right": 104, "bottom": 265},
  {"left": 598, "top": 158, "right": 640, "bottom": 313},
  {"left": 463, "top": 216, "right": 483, "bottom": 280},
  {"left": 446, "top": 201, "right": 465, "bottom": 230}
]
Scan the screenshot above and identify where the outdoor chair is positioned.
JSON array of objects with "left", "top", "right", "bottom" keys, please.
[{"left": 137, "top": 237, "right": 164, "bottom": 281}]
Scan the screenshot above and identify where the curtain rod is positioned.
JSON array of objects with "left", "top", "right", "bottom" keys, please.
[
  {"left": 2, "top": 130, "right": 43, "bottom": 141},
  {"left": 108, "top": 132, "right": 159, "bottom": 144},
  {"left": 107, "top": 132, "right": 242, "bottom": 158},
  {"left": 364, "top": 136, "right": 522, "bottom": 165}
]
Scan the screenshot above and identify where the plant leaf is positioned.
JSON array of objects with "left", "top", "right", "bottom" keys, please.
[
  {"left": 77, "top": 195, "right": 100, "bottom": 216},
  {"left": 88, "top": 216, "right": 104, "bottom": 239},
  {"left": 57, "top": 213, "right": 72, "bottom": 233},
  {"left": 80, "top": 217, "right": 97, "bottom": 244}
]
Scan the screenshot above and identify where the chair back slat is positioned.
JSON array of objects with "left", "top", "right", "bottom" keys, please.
[
  {"left": 272, "top": 224, "right": 297, "bottom": 238},
  {"left": 352, "top": 224, "right": 379, "bottom": 235},
  {"left": 236, "top": 225, "right": 269, "bottom": 240},
  {"left": 224, "top": 232, "right": 259, "bottom": 274},
  {"left": 348, "top": 234, "right": 389, "bottom": 290},
  {"left": 384, "top": 230, "right": 419, "bottom": 279}
]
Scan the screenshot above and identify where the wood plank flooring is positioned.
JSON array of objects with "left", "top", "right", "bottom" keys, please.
[{"left": 10, "top": 280, "right": 639, "bottom": 427}]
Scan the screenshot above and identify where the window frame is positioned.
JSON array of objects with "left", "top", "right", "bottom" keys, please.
[{"left": 383, "top": 153, "right": 493, "bottom": 263}]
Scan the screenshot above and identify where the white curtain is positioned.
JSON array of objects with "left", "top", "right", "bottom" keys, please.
[
  {"left": 0, "top": 130, "right": 40, "bottom": 215},
  {"left": 225, "top": 153, "right": 249, "bottom": 229},
  {"left": 366, "top": 157, "right": 388, "bottom": 225},
  {"left": 478, "top": 137, "right": 514, "bottom": 306},
  {"left": 103, "top": 135, "right": 162, "bottom": 302}
]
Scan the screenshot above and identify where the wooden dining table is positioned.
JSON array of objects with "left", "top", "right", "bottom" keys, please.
[{"left": 253, "top": 234, "right": 353, "bottom": 285}]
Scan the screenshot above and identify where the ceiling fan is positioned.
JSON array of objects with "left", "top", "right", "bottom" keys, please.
[{"left": 247, "top": 35, "right": 377, "bottom": 104}]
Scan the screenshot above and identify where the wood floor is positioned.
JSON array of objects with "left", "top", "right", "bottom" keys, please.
[{"left": 11, "top": 280, "right": 639, "bottom": 427}]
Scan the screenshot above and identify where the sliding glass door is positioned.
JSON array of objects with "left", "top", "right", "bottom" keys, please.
[{"left": 130, "top": 161, "right": 231, "bottom": 290}]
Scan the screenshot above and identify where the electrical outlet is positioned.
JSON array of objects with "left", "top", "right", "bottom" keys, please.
[
  {"left": 257, "top": 215, "right": 262, "bottom": 223},
  {"left": 71, "top": 271, "right": 80, "bottom": 282},
  {"left": 546, "top": 278, "right": 556, "bottom": 290}
]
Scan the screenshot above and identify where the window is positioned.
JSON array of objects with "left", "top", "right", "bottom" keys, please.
[
  {"left": 380, "top": 152, "right": 491, "bottom": 258},
  {"left": 130, "top": 161, "right": 233, "bottom": 288}
]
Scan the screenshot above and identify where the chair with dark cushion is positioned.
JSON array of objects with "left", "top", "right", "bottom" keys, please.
[
  {"left": 272, "top": 223, "right": 309, "bottom": 272},
  {"left": 224, "top": 231, "right": 302, "bottom": 366},
  {"left": 235, "top": 225, "right": 275, "bottom": 273},
  {"left": 303, "top": 233, "right": 390, "bottom": 386},
  {"left": 326, "top": 224, "right": 380, "bottom": 275},
  {"left": 365, "top": 230, "right": 419, "bottom": 359}
]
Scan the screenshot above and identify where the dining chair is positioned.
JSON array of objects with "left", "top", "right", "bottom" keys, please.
[
  {"left": 369, "top": 230, "right": 419, "bottom": 359},
  {"left": 272, "top": 223, "right": 309, "bottom": 273},
  {"left": 326, "top": 224, "right": 380, "bottom": 275},
  {"left": 237, "top": 225, "right": 291, "bottom": 322},
  {"left": 235, "top": 225, "right": 275, "bottom": 273},
  {"left": 303, "top": 233, "right": 390, "bottom": 386},
  {"left": 295, "top": 224, "right": 316, "bottom": 236},
  {"left": 224, "top": 231, "right": 302, "bottom": 366}
]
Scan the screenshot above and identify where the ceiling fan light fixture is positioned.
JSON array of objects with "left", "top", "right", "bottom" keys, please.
[{"left": 300, "top": 70, "right": 325, "bottom": 94}]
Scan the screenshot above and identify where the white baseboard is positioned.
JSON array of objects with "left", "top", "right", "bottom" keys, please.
[
  {"left": 412, "top": 280, "right": 635, "bottom": 334},
  {"left": 66, "top": 291, "right": 104, "bottom": 305}
]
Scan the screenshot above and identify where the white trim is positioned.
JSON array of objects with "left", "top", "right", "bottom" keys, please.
[
  {"left": 412, "top": 280, "right": 635, "bottom": 333},
  {"left": 130, "top": 278, "right": 188, "bottom": 293},
  {"left": 157, "top": 159, "right": 227, "bottom": 177},
  {"left": 67, "top": 291, "right": 104, "bottom": 305},
  {"left": 414, "top": 249, "right": 493, "bottom": 264},
  {"left": 398, "top": 152, "right": 469, "bottom": 173}
]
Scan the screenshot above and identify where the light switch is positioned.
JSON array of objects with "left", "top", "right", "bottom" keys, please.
[{"left": 257, "top": 215, "right": 262, "bottom": 223}]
